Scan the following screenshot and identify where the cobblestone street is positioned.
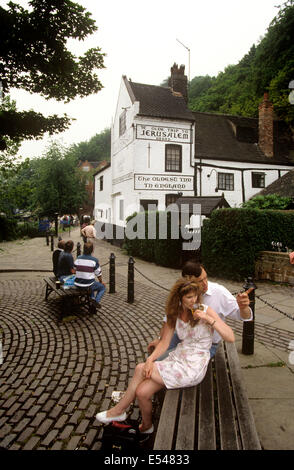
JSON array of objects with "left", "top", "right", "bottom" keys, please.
[{"left": 1, "top": 230, "right": 294, "bottom": 450}]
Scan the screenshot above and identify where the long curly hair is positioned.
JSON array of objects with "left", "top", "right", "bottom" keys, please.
[{"left": 165, "top": 278, "right": 203, "bottom": 329}]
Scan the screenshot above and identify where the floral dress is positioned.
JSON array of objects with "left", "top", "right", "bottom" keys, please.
[{"left": 156, "top": 305, "right": 213, "bottom": 389}]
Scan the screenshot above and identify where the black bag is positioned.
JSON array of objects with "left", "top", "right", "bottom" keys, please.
[{"left": 100, "top": 421, "right": 141, "bottom": 452}]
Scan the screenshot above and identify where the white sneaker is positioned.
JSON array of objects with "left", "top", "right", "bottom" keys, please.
[
  {"left": 139, "top": 424, "right": 154, "bottom": 434},
  {"left": 95, "top": 410, "right": 127, "bottom": 424}
]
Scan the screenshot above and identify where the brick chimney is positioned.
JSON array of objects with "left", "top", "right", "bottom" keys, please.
[
  {"left": 169, "top": 63, "right": 188, "bottom": 103},
  {"left": 258, "top": 92, "right": 274, "bottom": 158}
]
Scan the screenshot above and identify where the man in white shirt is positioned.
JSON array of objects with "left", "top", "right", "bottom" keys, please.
[{"left": 147, "top": 262, "right": 253, "bottom": 358}]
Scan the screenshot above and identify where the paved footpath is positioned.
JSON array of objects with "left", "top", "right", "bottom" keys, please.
[{"left": 0, "top": 228, "right": 294, "bottom": 450}]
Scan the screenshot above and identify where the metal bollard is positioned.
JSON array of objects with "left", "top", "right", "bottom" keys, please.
[
  {"left": 127, "top": 257, "right": 135, "bottom": 303},
  {"left": 77, "top": 242, "right": 81, "bottom": 257},
  {"left": 109, "top": 253, "right": 116, "bottom": 293},
  {"left": 46, "top": 231, "right": 49, "bottom": 246},
  {"left": 50, "top": 235, "right": 54, "bottom": 252},
  {"left": 241, "top": 277, "right": 257, "bottom": 355}
]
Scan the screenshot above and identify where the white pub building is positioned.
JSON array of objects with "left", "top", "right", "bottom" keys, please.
[{"left": 94, "top": 64, "right": 294, "bottom": 241}]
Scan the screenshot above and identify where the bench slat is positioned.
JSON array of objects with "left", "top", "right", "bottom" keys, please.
[
  {"left": 153, "top": 389, "right": 180, "bottom": 450},
  {"left": 215, "top": 343, "right": 239, "bottom": 450},
  {"left": 225, "top": 342, "right": 261, "bottom": 450},
  {"left": 175, "top": 386, "right": 197, "bottom": 450},
  {"left": 198, "top": 361, "right": 216, "bottom": 450}
]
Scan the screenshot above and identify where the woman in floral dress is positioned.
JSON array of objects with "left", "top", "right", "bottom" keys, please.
[{"left": 96, "top": 278, "right": 235, "bottom": 433}]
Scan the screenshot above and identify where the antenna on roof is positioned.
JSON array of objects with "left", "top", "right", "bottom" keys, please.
[{"left": 176, "top": 38, "right": 190, "bottom": 83}]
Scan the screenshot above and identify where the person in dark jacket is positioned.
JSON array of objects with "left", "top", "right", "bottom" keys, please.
[
  {"left": 52, "top": 239, "right": 65, "bottom": 277},
  {"left": 57, "top": 240, "right": 75, "bottom": 281}
]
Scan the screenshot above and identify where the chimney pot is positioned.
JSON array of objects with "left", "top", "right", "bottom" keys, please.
[{"left": 169, "top": 63, "right": 188, "bottom": 104}]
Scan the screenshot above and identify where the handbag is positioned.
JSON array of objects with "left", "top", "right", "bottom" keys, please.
[{"left": 100, "top": 421, "right": 141, "bottom": 452}]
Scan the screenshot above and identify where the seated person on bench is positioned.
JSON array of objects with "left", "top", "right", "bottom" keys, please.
[
  {"left": 52, "top": 239, "right": 65, "bottom": 277},
  {"left": 57, "top": 240, "right": 75, "bottom": 282},
  {"left": 74, "top": 242, "right": 106, "bottom": 309},
  {"left": 96, "top": 278, "right": 234, "bottom": 434},
  {"left": 148, "top": 261, "right": 253, "bottom": 359}
]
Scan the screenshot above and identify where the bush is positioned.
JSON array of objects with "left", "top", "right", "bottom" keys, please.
[
  {"left": 201, "top": 208, "right": 294, "bottom": 280},
  {"left": 242, "top": 194, "right": 292, "bottom": 210},
  {"left": 16, "top": 222, "right": 40, "bottom": 238},
  {"left": 123, "top": 210, "right": 182, "bottom": 268},
  {"left": 0, "top": 216, "right": 18, "bottom": 241},
  {"left": 0, "top": 216, "right": 46, "bottom": 242}
]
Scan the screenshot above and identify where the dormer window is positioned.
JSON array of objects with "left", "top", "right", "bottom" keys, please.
[{"left": 119, "top": 109, "right": 127, "bottom": 136}]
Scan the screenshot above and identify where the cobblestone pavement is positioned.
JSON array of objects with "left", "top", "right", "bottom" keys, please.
[
  {"left": 0, "top": 272, "right": 165, "bottom": 450},
  {"left": 1, "top": 230, "right": 294, "bottom": 450}
]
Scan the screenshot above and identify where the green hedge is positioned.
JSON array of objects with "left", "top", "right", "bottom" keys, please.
[
  {"left": 0, "top": 216, "right": 18, "bottom": 241},
  {"left": 0, "top": 216, "right": 50, "bottom": 242},
  {"left": 123, "top": 211, "right": 182, "bottom": 268},
  {"left": 201, "top": 208, "right": 294, "bottom": 280}
]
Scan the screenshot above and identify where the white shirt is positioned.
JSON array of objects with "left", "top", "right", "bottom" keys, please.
[
  {"left": 164, "top": 281, "right": 253, "bottom": 344},
  {"left": 203, "top": 281, "right": 253, "bottom": 343}
]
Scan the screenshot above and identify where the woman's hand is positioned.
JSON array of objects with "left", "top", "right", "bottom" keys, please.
[
  {"left": 192, "top": 308, "right": 214, "bottom": 325},
  {"left": 143, "top": 359, "right": 154, "bottom": 379},
  {"left": 147, "top": 338, "right": 160, "bottom": 354}
]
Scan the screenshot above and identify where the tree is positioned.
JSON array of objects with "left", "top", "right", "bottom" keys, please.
[
  {"left": 188, "top": 2, "right": 294, "bottom": 125},
  {"left": 32, "top": 143, "right": 88, "bottom": 217},
  {"left": 70, "top": 128, "right": 111, "bottom": 162},
  {"left": 0, "top": 159, "right": 36, "bottom": 216},
  {"left": 0, "top": 0, "right": 105, "bottom": 151}
]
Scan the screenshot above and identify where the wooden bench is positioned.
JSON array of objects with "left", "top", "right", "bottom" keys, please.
[
  {"left": 153, "top": 341, "right": 261, "bottom": 450},
  {"left": 44, "top": 276, "right": 96, "bottom": 316}
]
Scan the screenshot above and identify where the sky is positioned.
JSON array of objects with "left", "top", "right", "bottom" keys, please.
[{"left": 1, "top": 0, "right": 282, "bottom": 158}]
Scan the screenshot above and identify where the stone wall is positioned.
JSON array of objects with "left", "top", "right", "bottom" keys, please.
[{"left": 255, "top": 251, "right": 294, "bottom": 285}]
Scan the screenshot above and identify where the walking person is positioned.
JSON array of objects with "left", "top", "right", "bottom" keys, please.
[
  {"left": 96, "top": 278, "right": 234, "bottom": 433},
  {"left": 81, "top": 220, "right": 96, "bottom": 243}
]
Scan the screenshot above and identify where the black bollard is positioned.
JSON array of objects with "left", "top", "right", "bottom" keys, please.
[
  {"left": 50, "top": 235, "right": 54, "bottom": 252},
  {"left": 77, "top": 242, "right": 81, "bottom": 257},
  {"left": 109, "top": 253, "right": 116, "bottom": 293},
  {"left": 127, "top": 257, "right": 135, "bottom": 303},
  {"left": 241, "top": 277, "right": 257, "bottom": 355},
  {"left": 46, "top": 231, "right": 49, "bottom": 246}
]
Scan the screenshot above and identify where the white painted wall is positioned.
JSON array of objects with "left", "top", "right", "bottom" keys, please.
[
  {"left": 94, "top": 166, "right": 112, "bottom": 222},
  {"left": 94, "top": 75, "right": 293, "bottom": 227},
  {"left": 198, "top": 161, "right": 291, "bottom": 207}
]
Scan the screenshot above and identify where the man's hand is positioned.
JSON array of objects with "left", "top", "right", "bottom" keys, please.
[
  {"left": 236, "top": 287, "right": 254, "bottom": 319},
  {"left": 147, "top": 338, "right": 160, "bottom": 355}
]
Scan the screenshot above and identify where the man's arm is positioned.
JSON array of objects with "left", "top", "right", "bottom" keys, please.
[{"left": 147, "top": 322, "right": 168, "bottom": 354}]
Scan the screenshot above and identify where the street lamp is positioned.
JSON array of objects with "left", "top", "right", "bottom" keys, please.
[{"left": 207, "top": 169, "right": 219, "bottom": 192}]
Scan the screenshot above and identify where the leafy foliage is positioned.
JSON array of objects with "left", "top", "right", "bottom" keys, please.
[
  {"left": 241, "top": 194, "right": 292, "bottom": 210},
  {"left": 70, "top": 128, "right": 111, "bottom": 162},
  {"left": 0, "top": 0, "right": 105, "bottom": 154},
  {"left": 188, "top": 2, "right": 294, "bottom": 125},
  {"left": 32, "top": 143, "right": 88, "bottom": 217},
  {"left": 202, "top": 208, "right": 294, "bottom": 280}
]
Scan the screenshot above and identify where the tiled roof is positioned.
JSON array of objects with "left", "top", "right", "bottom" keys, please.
[
  {"left": 176, "top": 195, "right": 230, "bottom": 216},
  {"left": 193, "top": 111, "right": 294, "bottom": 166},
  {"left": 257, "top": 169, "right": 294, "bottom": 198},
  {"left": 125, "top": 78, "right": 195, "bottom": 122}
]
